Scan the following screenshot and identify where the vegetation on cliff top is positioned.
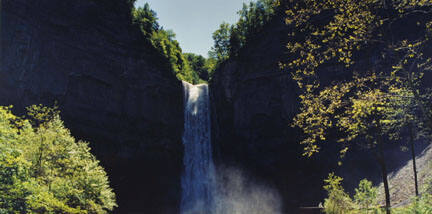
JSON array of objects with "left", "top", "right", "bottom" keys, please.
[
  {"left": 209, "top": 0, "right": 279, "bottom": 65},
  {"left": 130, "top": 0, "right": 280, "bottom": 82},
  {"left": 131, "top": 2, "right": 214, "bottom": 84},
  {"left": 0, "top": 105, "right": 116, "bottom": 213}
]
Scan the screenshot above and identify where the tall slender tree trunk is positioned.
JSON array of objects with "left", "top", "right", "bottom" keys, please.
[
  {"left": 407, "top": 60, "right": 432, "bottom": 129},
  {"left": 377, "top": 135, "right": 391, "bottom": 214},
  {"left": 409, "top": 124, "right": 419, "bottom": 197}
]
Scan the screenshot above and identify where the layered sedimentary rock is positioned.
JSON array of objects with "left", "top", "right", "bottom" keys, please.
[{"left": 1, "top": 0, "right": 183, "bottom": 213}]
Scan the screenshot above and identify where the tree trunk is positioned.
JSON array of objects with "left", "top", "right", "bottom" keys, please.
[
  {"left": 377, "top": 135, "right": 391, "bottom": 214},
  {"left": 407, "top": 60, "right": 432, "bottom": 130},
  {"left": 409, "top": 124, "right": 419, "bottom": 197}
]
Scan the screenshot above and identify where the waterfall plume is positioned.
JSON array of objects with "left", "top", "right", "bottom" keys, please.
[
  {"left": 181, "top": 81, "right": 216, "bottom": 214},
  {"left": 180, "top": 81, "right": 282, "bottom": 214}
]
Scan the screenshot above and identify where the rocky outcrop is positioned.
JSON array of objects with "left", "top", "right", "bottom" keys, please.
[
  {"left": 1, "top": 0, "right": 183, "bottom": 213},
  {"left": 210, "top": 12, "right": 431, "bottom": 212}
]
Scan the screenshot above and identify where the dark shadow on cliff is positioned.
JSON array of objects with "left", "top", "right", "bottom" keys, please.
[
  {"left": 209, "top": 10, "right": 431, "bottom": 212},
  {"left": 1, "top": 0, "right": 184, "bottom": 213}
]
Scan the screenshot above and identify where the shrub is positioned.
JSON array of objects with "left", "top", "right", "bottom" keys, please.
[
  {"left": 0, "top": 105, "right": 116, "bottom": 213},
  {"left": 323, "top": 173, "right": 355, "bottom": 214},
  {"left": 395, "top": 194, "right": 432, "bottom": 214},
  {"left": 354, "top": 179, "right": 378, "bottom": 213}
]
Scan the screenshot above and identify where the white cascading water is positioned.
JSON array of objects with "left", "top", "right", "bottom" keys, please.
[
  {"left": 180, "top": 81, "right": 216, "bottom": 214},
  {"left": 180, "top": 81, "right": 282, "bottom": 214}
]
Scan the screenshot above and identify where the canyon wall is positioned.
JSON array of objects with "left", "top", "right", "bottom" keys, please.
[
  {"left": 210, "top": 11, "right": 431, "bottom": 211},
  {"left": 2, "top": 0, "right": 431, "bottom": 213},
  {"left": 1, "top": 0, "right": 183, "bottom": 213}
]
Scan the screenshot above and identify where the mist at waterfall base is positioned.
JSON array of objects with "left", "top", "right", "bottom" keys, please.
[{"left": 181, "top": 81, "right": 282, "bottom": 214}]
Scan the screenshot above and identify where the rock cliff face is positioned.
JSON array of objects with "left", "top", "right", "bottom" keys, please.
[
  {"left": 210, "top": 12, "right": 431, "bottom": 212},
  {"left": 1, "top": 0, "right": 183, "bottom": 213},
  {"left": 210, "top": 14, "right": 328, "bottom": 210}
]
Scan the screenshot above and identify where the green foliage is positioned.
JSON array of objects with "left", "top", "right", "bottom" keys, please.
[
  {"left": 392, "top": 178, "right": 432, "bottom": 213},
  {"left": 210, "top": 0, "right": 278, "bottom": 62},
  {"left": 395, "top": 194, "right": 432, "bottom": 214},
  {"left": 25, "top": 104, "right": 60, "bottom": 127},
  {"left": 132, "top": 3, "right": 159, "bottom": 38},
  {"left": 184, "top": 53, "right": 213, "bottom": 82},
  {"left": 323, "top": 176, "right": 386, "bottom": 214},
  {"left": 425, "top": 177, "right": 432, "bottom": 194},
  {"left": 231, "top": 0, "right": 277, "bottom": 53},
  {"left": 132, "top": 4, "right": 209, "bottom": 84},
  {"left": 288, "top": 0, "right": 432, "bottom": 155},
  {"left": 210, "top": 23, "right": 232, "bottom": 61},
  {"left": 354, "top": 179, "right": 378, "bottom": 212},
  {"left": 0, "top": 106, "right": 116, "bottom": 213},
  {"left": 285, "top": 0, "right": 378, "bottom": 84},
  {"left": 323, "top": 173, "right": 355, "bottom": 214},
  {"left": 203, "top": 57, "right": 217, "bottom": 80},
  {"left": 150, "top": 29, "right": 198, "bottom": 83},
  {"left": 288, "top": 1, "right": 431, "bottom": 211},
  {"left": 321, "top": 174, "right": 432, "bottom": 214},
  {"left": 0, "top": 107, "right": 32, "bottom": 213}
]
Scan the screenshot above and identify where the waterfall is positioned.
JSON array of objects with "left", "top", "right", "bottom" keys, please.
[
  {"left": 180, "top": 81, "right": 216, "bottom": 214},
  {"left": 180, "top": 81, "right": 282, "bottom": 214}
]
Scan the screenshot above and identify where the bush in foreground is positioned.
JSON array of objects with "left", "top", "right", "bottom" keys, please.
[
  {"left": 323, "top": 174, "right": 432, "bottom": 214},
  {"left": 0, "top": 105, "right": 116, "bottom": 213}
]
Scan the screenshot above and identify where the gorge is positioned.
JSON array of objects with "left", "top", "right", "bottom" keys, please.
[{"left": 1, "top": 0, "right": 432, "bottom": 213}]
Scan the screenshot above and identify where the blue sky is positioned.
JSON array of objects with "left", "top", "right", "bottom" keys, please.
[{"left": 136, "top": 0, "right": 252, "bottom": 57}]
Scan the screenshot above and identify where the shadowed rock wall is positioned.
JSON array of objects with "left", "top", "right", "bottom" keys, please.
[
  {"left": 1, "top": 0, "right": 183, "bottom": 213},
  {"left": 210, "top": 11, "right": 432, "bottom": 212}
]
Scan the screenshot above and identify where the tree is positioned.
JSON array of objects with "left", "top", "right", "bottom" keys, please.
[
  {"left": 204, "top": 57, "right": 218, "bottom": 80},
  {"left": 132, "top": 3, "right": 159, "bottom": 38},
  {"left": 0, "top": 106, "right": 116, "bottom": 213},
  {"left": 286, "top": 0, "right": 432, "bottom": 213},
  {"left": 184, "top": 53, "right": 209, "bottom": 81},
  {"left": 0, "top": 107, "right": 32, "bottom": 213},
  {"left": 131, "top": 4, "right": 204, "bottom": 84},
  {"left": 209, "top": 0, "right": 278, "bottom": 63},
  {"left": 322, "top": 173, "right": 354, "bottom": 214},
  {"left": 150, "top": 29, "right": 202, "bottom": 83},
  {"left": 354, "top": 179, "right": 378, "bottom": 213},
  {"left": 210, "top": 22, "right": 232, "bottom": 61}
]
